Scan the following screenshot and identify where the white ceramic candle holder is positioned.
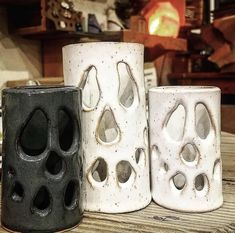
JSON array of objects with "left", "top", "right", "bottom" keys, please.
[
  {"left": 63, "top": 42, "right": 151, "bottom": 213},
  {"left": 149, "top": 86, "right": 223, "bottom": 212}
]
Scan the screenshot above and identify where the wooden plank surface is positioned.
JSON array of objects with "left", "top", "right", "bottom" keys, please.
[{"left": 0, "top": 132, "right": 235, "bottom": 233}]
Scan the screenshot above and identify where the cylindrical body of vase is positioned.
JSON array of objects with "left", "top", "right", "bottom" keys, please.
[
  {"left": 63, "top": 42, "right": 151, "bottom": 213},
  {"left": 1, "top": 86, "right": 83, "bottom": 232},
  {"left": 149, "top": 86, "right": 223, "bottom": 212}
]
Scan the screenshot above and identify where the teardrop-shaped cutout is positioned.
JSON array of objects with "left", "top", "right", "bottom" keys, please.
[
  {"left": 195, "top": 103, "right": 211, "bottom": 139},
  {"left": 91, "top": 158, "right": 107, "bottom": 182},
  {"left": 151, "top": 145, "right": 160, "bottom": 161},
  {"left": 97, "top": 107, "right": 120, "bottom": 143},
  {"left": 165, "top": 104, "right": 185, "bottom": 141},
  {"left": 64, "top": 180, "right": 78, "bottom": 209},
  {"left": 213, "top": 159, "right": 221, "bottom": 181},
  {"left": 80, "top": 66, "right": 101, "bottom": 110},
  {"left": 172, "top": 172, "right": 186, "bottom": 190},
  {"left": 180, "top": 143, "right": 199, "bottom": 166},
  {"left": 33, "top": 186, "right": 51, "bottom": 212},
  {"left": 20, "top": 109, "right": 48, "bottom": 156},
  {"left": 135, "top": 148, "right": 145, "bottom": 164},
  {"left": 116, "top": 160, "right": 132, "bottom": 183},
  {"left": 58, "top": 109, "right": 74, "bottom": 151},
  {"left": 11, "top": 181, "right": 24, "bottom": 202},
  {"left": 117, "top": 62, "right": 138, "bottom": 108},
  {"left": 46, "top": 151, "right": 63, "bottom": 175}
]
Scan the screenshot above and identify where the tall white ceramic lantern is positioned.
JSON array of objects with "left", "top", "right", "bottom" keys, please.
[
  {"left": 63, "top": 42, "right": 151, "bottom": 213},
  {"left": 149, "top": 86, "right": 223, "bottom": 212}
]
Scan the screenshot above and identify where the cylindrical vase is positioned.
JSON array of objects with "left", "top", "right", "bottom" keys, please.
[
  {"left": 149, "top": 86, "right": 223, "bottom": 212},
  {"left": 63, "top": 42, "right": 151, "bottom": 213},
  {"left": 1, "top": 86, "right": 83, "bottom": 232}
]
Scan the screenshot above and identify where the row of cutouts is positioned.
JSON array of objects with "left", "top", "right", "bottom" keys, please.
[
  {"left": 89, "top": 148, "right": 145, "bottom": 185},
  {"left": 171, "top": 173, "right": 209, "bottom": 195},
  {"left": 156, "top": 158, "right": 221, "bottom": 196},
  {"left": 94, "top": 102, "right": 212, "bottom": 146},
  {"left": 11, "top": 180, "right": 79, "bottom": 216},
  {"left": 19, "top": 108, "right": 76, "bottom": 156},
  {"left": 8, "top": 151, "right": 66, "bottom": 179},
  {"left": 80, "top": 62, "right": 139, "bottom": 111},
  {"left": 165, "top": 103, "right": 213, "bottom": 141},
  {"left": 152, "top": 143, "right": 200, "bottom": 167},
  {"left": 152, "top": 144, "right": 221, "bottom": 173}
]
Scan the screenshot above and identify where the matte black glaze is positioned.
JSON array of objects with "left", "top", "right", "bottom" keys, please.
[{"left": 1, "top": 86, "right": 83, "bottom": 232}]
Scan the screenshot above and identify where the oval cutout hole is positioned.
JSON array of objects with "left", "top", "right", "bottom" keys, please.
[
  {"left": 116, "top": 160, "right": 132, "bottom": 183},
  {"left": 91, "top": 158, "right": 107, "bottom": 182},
  {"left": 33, "top": 186, "right": 51, "bottom": 212},
  {"left": 160, "top": 161, "right": 169, "bottom": 173},
  {"left": 213, "top": 159, "right": 221, "bottom": 181},
  {"left": 143, "top": 127, "right": 148, "bottom": 146},
  {"left": 8, "top": 166, "right": 16, "bottom": 178},
  {"left": 165, "top": 104, "right": 185, "bottom": 141},
  {"left": 135, "top": 148, "right": 145, "bottom": 164},
  {"left": 11, "top": 181, "right": 24, "bottom": 202},
  {"left": 80, "top": 66, "right": 100, "bottom": 110},
  {"left": 172, "top": 173, "right": 186, "bottom": 190},
  {"left": 151, "top": 145, "right": 160, "bottom": 161},
  {"left": 20, "top": 109, "right": 48, "bottom": 156},
  {"left": 117, "top": 62, "right": 138, "bottom": 108},
  {"left": 195, "top": 174, "right": 207, "bottom": 191},
  {"left": 180, "top": 143, "right": 198, "bottom": 164},
  {"left": 58, "top": 109, "right": 74, "bottom": 151},
  {"left": 97, "top": 108, "right": 120, "bottom": 143},
  {"left": 64, "top": 180, "right": 78, "bottom": 209},
  {"left": 46, "top": 151, "right": 63, "bottom": 175},
  {"left": 195, "top": 103, "right": 211, "bottom": 139}
]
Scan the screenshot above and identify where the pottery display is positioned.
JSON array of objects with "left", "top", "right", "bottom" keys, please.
[
  {"left": 149, "top": 86, "right": 223, "bottom": 212},
  {"left": 1, "top": 86, "right": 83, "bottom": 232},
  {"left": 63, "top": 42, "right": 151, "bottom": 213}
]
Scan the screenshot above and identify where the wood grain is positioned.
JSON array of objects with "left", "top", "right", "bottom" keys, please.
[{"left": 0, "top": 132, "right": 235, "bottom": 233}]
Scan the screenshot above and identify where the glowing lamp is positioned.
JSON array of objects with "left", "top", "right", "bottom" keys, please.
[{"left": 142, "top": 0, "right": 185, "bottom": 38}]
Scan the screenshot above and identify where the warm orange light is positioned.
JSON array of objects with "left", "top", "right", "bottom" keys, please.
[{"left": 148, "top": 2, "right": 180, "bottom": 37}]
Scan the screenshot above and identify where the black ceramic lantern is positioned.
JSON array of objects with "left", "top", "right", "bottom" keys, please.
[{"left": 1, "top": 86, "right": 83, "bottom": 232}]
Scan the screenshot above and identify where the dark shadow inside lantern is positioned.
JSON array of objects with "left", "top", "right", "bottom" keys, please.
[
  {"left": 46, "top": 151, "right": 63, "bottom": 175},
  {"left": 58, "top": 109, "right": 74, "bottom": 151},
  {"left": 8, "top": 166, "right": 16, "bottom": 178},
  {"left": 20, "top": 109, "right": 48, "bottom": 156},
  {"left": 11, "top": 181, "right": 24, "bottom": 202},
  {"left": 32, "top": 186, "right": 51, "bottom": 214},
  {"left": 64, "top": 180, "right": 78, "bottom": 209}
]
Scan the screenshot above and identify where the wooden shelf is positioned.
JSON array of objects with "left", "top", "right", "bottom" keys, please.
[
  {"left": 168, "top": 72, "right": 235, "bottom": 94},
  {"left": 2, "top": 0, "right": 187, "bottom": 76},
  {"left": 41, "top": 30, "right": 187, "bottom": 77},
  {"left": 25, "top": 31, "right": 124, "bottom": 41},
  {"left": 6, "top": 78, "right": 64, "bottom": 87}
]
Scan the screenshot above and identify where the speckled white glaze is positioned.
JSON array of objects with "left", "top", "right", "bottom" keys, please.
[
  {"left": 63, "top": 42, "right": 151, "bottom": 213},
  {"left": 149, "top": 86, "right": 223, "bottom": 212}
]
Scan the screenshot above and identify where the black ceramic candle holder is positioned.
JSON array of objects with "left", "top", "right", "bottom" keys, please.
[{"left": 1, "top": 86, "right": 83, "bottom": 232}]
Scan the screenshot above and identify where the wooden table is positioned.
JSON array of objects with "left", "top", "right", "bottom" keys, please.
[{"left": 0, "top": 132, "right": 235, "bottom": 233}]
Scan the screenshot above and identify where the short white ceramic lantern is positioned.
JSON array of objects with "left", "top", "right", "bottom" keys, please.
[
  {"left": 63, "top": 42, "right": 151, "bottom": 213},
  {"left": 149, "top": 86, "right": 223, "bottom": 212}
]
